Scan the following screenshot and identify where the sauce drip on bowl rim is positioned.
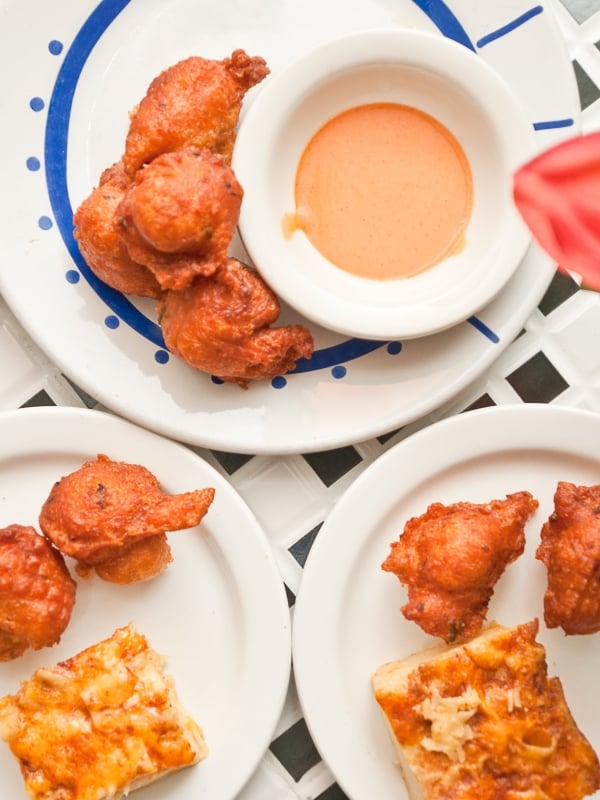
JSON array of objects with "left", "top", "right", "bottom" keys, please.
[{"left": 285, "top": 102, "right": 474, "bottom": 281}]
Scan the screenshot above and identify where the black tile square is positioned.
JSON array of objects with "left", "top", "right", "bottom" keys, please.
[
  {"left": 270, "top": 718, "right": 321, "bottom": 781},
  {"left": 210, "top": 449, "right": 253, "bottom": 475},
  {"left": 538, "top": 270, "right": 579, "bottom": 315},
  {"left": 289, "top": 523, "right": 322, "bottom": 567},
  {"left": 64, "top": 377, "right": 97, "bottom": 408},
  {"left": 316, "top": 783, "right": 350, "bottom": 800},
  {"left": 464, "top": 393, "right": 497, "bottom": 412},
  {"left": 561, "top": 0, "right": 600, "bottom": 23},
  {"left": 20, "top": 389, "right": 55, "bottom": 408},
  {"left": 303, "top": 446, "right": 362, "bottom": 486},
  {"left": 507, "top": 352, "right": 569, "bottom": 403},
  {"left": 573, "top": 60, "right": 600, "bottom": 110},
  {"left": 284, "top": 583, "right": 296, "bottom": 607},
  {"left": 378, "top": 427, "right": 401, "bottom": 445}
]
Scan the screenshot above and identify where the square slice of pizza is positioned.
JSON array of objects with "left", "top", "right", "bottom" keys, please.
[
  {"left": 0, "top": 623, "right": 207, "bottom": 800},
  {"left": 372, "top": 620, "right": 600, "bottom": 800}
]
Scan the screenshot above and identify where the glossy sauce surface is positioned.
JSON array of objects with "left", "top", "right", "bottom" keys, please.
[{"left": 288, "top": 103, "right": 473, "bottom": 280}]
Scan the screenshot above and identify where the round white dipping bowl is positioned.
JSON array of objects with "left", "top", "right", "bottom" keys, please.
[{"left": 233, "top": 28, "right": 536, "bottom": 341}]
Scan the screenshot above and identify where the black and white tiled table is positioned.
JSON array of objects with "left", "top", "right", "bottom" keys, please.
[{"left": 1, "top": 1, "right": 600, "bottom": 797}]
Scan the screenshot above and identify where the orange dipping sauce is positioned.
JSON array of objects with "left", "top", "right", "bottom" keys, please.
[{"left": 286, "top": 102, "right": 473, "bottom": 280}]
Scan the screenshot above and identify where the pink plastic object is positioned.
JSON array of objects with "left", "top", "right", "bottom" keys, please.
[{"left": 513, "top": 132, "right": 600, "bottom": 290}]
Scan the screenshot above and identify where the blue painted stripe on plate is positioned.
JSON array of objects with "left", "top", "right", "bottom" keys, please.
[
  {"left": 290, "top": 339, "right": 387, "bottom": 373},
  {"left": 43, "top": 0, "right": 165, "bottom": 347},
  {"left": 476, "top": 6, "right": 544, "bottom": 48},
  {"left": 467, "top": 316, "right": 500, "bottom": 343},
  {"left": 410, "top": 0, "right": 475, "bottom": 50},
  {"left": 533, "top": 118, "right": 576, "bottom": 130}
]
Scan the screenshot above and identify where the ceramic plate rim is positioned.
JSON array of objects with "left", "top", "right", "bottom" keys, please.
[{"left": 0, "top": 405, "right": 291, "bottom": 800}]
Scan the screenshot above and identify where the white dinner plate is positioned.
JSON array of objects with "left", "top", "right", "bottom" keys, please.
[
  {"left": 0, "top": 407, "right": 291, "bottom": 800},
  {"left": 293, "top": 404, "right": 600, "bottom": 800},
  {"left": 0, "top": 1, "right": 580, "bottom": 453}
]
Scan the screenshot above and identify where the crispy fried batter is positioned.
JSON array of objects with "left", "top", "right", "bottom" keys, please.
[
  {"left": 382, "top": 492, "right": 539, "bottom": 642},
  {"left": 117, "top": 148, "right": 243, "bottom": 290},
  {"left": 39, "top": 454, "right": 214, "bottom": 583},
  {"left": 158, "top": 258, "right": 314, "bottom": 388},
  {"left": 536, "top": 481, "right": 600, "bottom": 635},
  {"left": 73, "top": 162, "right": 163, "bottom": 298},
  {"left": 0, "top": 524, "right": 76, "bottom": 661},
  {"left": 72, "top": 48, "right": 313, "bottom": 389},
  {"left": 92, "top": 534, "right": 173, "bottom": 585},
  {"left": 122, "top": 49, "right": 269, "bottom": 176}
]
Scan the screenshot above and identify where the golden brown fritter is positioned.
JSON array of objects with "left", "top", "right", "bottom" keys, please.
[
  {"left": 92, "top": 534, "right": 173, "bottom": 585},
  {"left": 536, "top": 481, "right": 600, "bottom": 635},
  {"left": 72, "top": 48, "right": 313, "bottom": 389},
  {"left": 39, "top": 454, "right": 214, "bottom": 583},
  {"left": 117, "top": 148, "right": 243, "bottom": 290},
  {"left": 122, "top": 49, "right": 269, "bottom": 176},
  {"left": 0, "top": 524, "right": 76, "bottom": 661},
  {"left": 73, "top": 162, "right": 163, "bottom": 298},
  {"left": 382, "top": 492, "right": 539, "bottom": 642},
  {"left": 158, "top": 258, "right": 314, "bottom": 388}
]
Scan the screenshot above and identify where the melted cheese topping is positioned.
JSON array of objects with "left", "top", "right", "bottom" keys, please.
[
  {"left": 0, "top": 624, "right": 207, "bottom": 800},
  {"left": 372, "top": 621, "right": 600, "bottom": 800},
  {"left": 418, "top": 685, "right": 480, "bottom": 762}
]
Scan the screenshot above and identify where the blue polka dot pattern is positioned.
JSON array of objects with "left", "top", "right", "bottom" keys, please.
[
  {"left": 332, "top": 366, "right": 347, "bottom": 379},
  {"left": 105, "top": 315, "right": 120, "bottom": 329},
  {"left": 38, "top": 216, "right": 53, "bottom": 230},
  {"left": 387, "top": 342, "right": 402, "bottom": 356},
  {"left": 155, "top": 350, "right": 170, "bottom": 364},
  {"left": 65, "top": 270, "right": 80, "bottom": 284},
  {"left": 30, "top": 97, "right": 45, "bottom": 112},
  {"left": 48, "top": 40, "right": 64, "bottom": 55},
  {"left": 272, "top": 376, "right": 287, "bottom": 389},
  {"left": 26, "top": 157, "right": 41, "bottom": 171}
]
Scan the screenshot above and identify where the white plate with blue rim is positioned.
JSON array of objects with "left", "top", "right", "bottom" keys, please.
[
  {"left": 0, "top": 0, "right": 580, "bottom": 454},
  {"left": 0, "top": 406, "right": 291, "bottom": 800}
]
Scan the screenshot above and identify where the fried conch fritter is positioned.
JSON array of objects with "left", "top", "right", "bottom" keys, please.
[
  {"left": 0, "top": 524, "right": 77, "bottom": 661},
  {"left": 72, "top": 48, "right": 312, "bottom": 388},
  {"left": 39, "top": 454, "right": 215, "bottom": 584},
  {"left": 382, "top": 491, "right": 539, "bottom": 642},
  {"left": 537, "top": 481, "right": 600, "bottom": 635},
  {"left": 118, "top": 148, "right": 243, "bottom": 290},
  {"left": 122, "top": 49, "right": 269, "bottom": 176},
  {"left": 73, "top": 162, "right": 163, "bottom": 298},
  {"left": 158, "top": 258, "right": 314, "bottom": 388},
  {"left": 92, "top": 534, "right": 174, "bottom": 586}
]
